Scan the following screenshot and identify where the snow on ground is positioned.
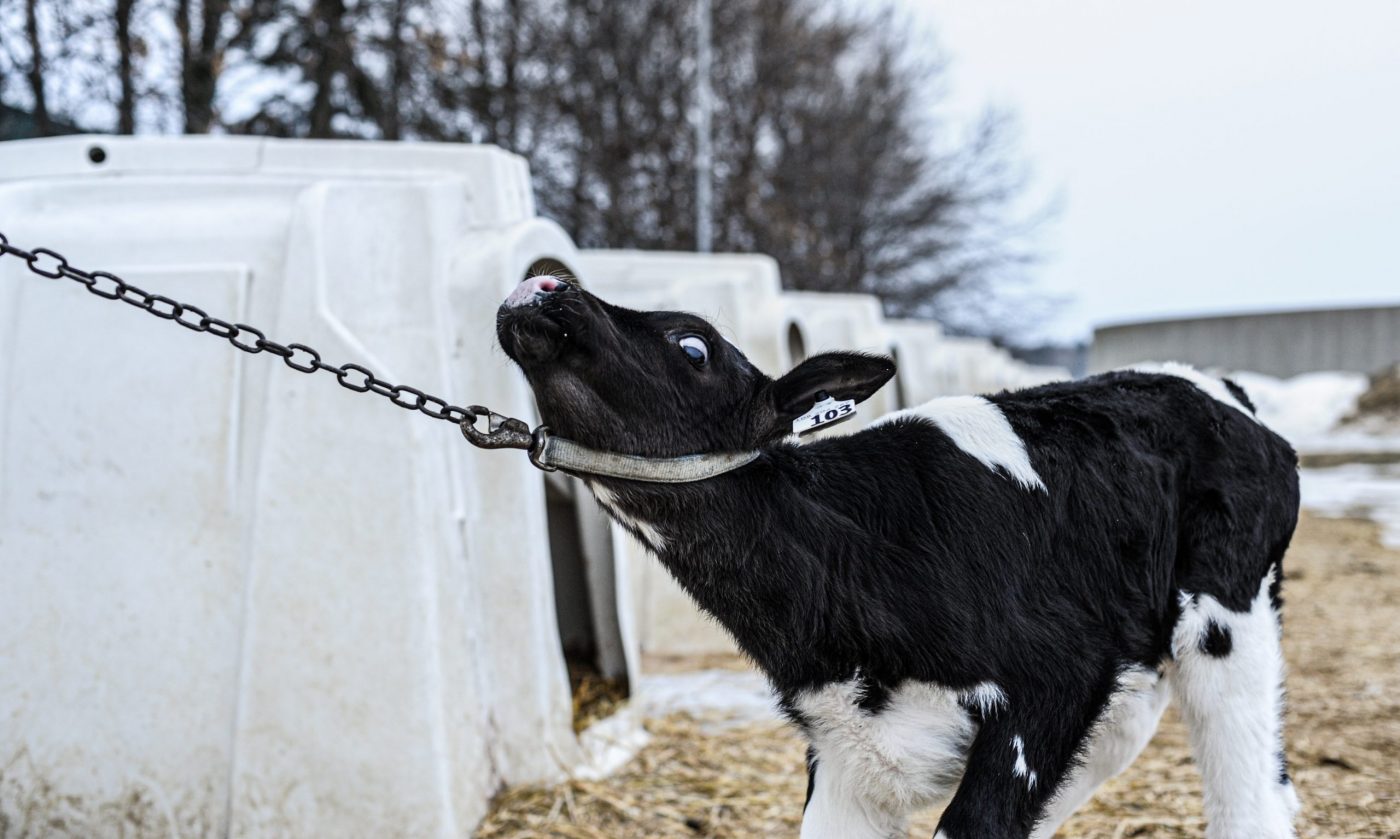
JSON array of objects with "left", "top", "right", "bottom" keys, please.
[
  {"left": 1228, "top": 370, "right": 1400, "bottom": 547},
  {"left": 1291, "top": 428, "right": 1400, "bottom": 454},
  {"left": 1227, "top": 369, "right": 1400, "bottom": 454},
  {"left": 574, "top": 670, "right": 779, "bottom": 779},
  {"left": 575, "top": 707, "right": 653, "bottom": 781},
  {"left": 1229, "top": 370, "right": 1370, "bottom": 445},
  {"left": 1299, "top": 464, "right": 1400, "bottom": 549},
  {"left": 636, "top": 670, "right": 779, "bottom": 727}
]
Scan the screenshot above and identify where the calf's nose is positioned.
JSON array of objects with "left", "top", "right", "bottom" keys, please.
[{"left": 504, "top": 275, "right": 570, "bottom": 308}]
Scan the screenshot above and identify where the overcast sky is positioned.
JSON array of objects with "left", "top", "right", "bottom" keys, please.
[{"left": 905, "top": 0, "right": 1400, "bottom": 342}]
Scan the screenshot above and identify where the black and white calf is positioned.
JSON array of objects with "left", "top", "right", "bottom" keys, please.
[{"left": 497, "top": 276, "right": 1301, "bottom": 839}]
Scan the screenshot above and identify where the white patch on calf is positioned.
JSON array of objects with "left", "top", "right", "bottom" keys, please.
[
  {"left": 589, "top": 482, "right": 667, "bottom": 552},
  {"left": 1167, "top": 572, "right": 1296, "bottom": 839},
  {"left": 1032, "top": 666, "right": 1172, "bottom": 838},
  {"left": 1011, "top": 734, "right": 1037, "bottom": 790},
  {"left": 797, "top": 679, "right": 1002, "bottom": 838},
  {"left": 962, "top": 681, "right": 1008, "bottom": 717},
  {"left": 1127, "top": 362, "right": 1261, "bottom": 424},
  {"left": 876, "top": 396, "right": 1046, "bottom": 492}
]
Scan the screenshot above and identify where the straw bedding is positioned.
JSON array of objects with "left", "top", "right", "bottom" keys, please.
[{"left": 478, "top": 511, "right": 1399, "bottom": 837}]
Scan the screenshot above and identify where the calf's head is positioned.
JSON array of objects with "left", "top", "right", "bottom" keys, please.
[{"left": 496, "top": 275, "right": 895, "bottom": 457}]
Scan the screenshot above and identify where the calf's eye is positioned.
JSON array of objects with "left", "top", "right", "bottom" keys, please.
[{"left": 677, "top": 334, "right": 709, "bottom": 367}]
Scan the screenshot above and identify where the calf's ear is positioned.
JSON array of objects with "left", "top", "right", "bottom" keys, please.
[{"left": 768, "top": 352, "right": 896, "bottom": 424}]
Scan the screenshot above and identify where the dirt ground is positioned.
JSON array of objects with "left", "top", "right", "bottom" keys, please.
[{"left": 478, "top": 512, "right": 1400, "bottom": 837}]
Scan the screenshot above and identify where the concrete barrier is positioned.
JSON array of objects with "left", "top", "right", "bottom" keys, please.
[
  {"left": 1092, "top": 306, "right": 1400, "bottom": 377},
  {"left": 0, "top": 136, "right": 621, "bottom": 837}
]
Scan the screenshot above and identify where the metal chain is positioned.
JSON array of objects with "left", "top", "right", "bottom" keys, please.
[{"left": 0, "top": 231, "right": 537, "bottom": 450}]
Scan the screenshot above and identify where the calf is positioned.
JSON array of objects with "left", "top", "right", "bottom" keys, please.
[{"left": 497, "top": 275, "right": 1300, "bottom": 839}]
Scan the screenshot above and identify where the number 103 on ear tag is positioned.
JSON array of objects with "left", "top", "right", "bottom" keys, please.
[{"left": 793, "top": 395, "right": 857, "bottom": 435}]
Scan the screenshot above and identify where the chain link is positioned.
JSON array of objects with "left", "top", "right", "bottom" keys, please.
[{"left": 0, "top": 232, "right": 484, "bottom": 429}]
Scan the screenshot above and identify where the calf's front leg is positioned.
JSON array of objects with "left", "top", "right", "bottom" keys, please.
[{"left": 934, "top": 699, "right": 1096, "bottom": 839}]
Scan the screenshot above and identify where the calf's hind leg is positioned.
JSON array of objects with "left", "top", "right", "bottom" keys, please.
[{"left": 1168, "top": 573, "right": 1297, "bottom": 839}]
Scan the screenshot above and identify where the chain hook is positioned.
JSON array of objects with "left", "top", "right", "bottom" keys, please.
[{"left": 459, "top": 407, "right": 539, "bottom": 452}]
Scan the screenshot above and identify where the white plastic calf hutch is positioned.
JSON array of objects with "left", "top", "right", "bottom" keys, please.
[
  {"left": 579, "top": 250, "right": 788, "bottom": 373},
  {"left": 1008, "top": 360, "right": 1070, "bottom": 390},
  {"left": 0, "top": 137, "right": 631, "bottom": 837},
  {"left": 779, "top": 291, "right": 899, "bottom": 424},
  {"left": 885, "top": 319, "right": 950, "bottom": 407},
  {"left": 935, "top": 337, "right": 1068, "bottom": 396}
]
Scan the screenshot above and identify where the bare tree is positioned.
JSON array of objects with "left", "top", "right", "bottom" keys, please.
[
  {"left": 382, "top": 0, "right": 409, "bottom": 139},
  {"left": 172, "top": 0, "right": 284, "bottom": 134},
  {"left": 175, "top": 0, "right": 218, "bottom": 132},
  {"left": 113, "top": 0, "right": 136, "bottom": 133},
  {"left": 1, "top": 0, "right": 94, "bottom": 135},
  {"left": 503, "top": 0, "right": 1045, "bottom": 334},
  {"left": 0, "top": 0, "right": 1047, "bottom": 337},
  {"left": 23, "top": 0, "right": 50, "bottom": 134}
]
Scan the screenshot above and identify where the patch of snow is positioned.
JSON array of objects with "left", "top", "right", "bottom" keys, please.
[
  {"left": 636, "top": 669, "right": 780, "bottom": 729},
  {"left": 1293, "top": 430, "right": 1400, "bottom": 455},
  {"left": 1299, "top": 465, "right": 1400, "bottom": 549},
  {"left": 574, "top": 705, "right": 652, "bottom": 781},
  {"left": 1229, "top": 371, "right": 1369, "bottom": 443},
  {"left": 572, "top": 670, "right": 779, "bottom": 779}
]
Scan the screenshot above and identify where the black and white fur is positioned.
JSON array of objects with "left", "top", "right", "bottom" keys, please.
[{"left": 497, "top": 277, "right": 1301, "bottom": 839}]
